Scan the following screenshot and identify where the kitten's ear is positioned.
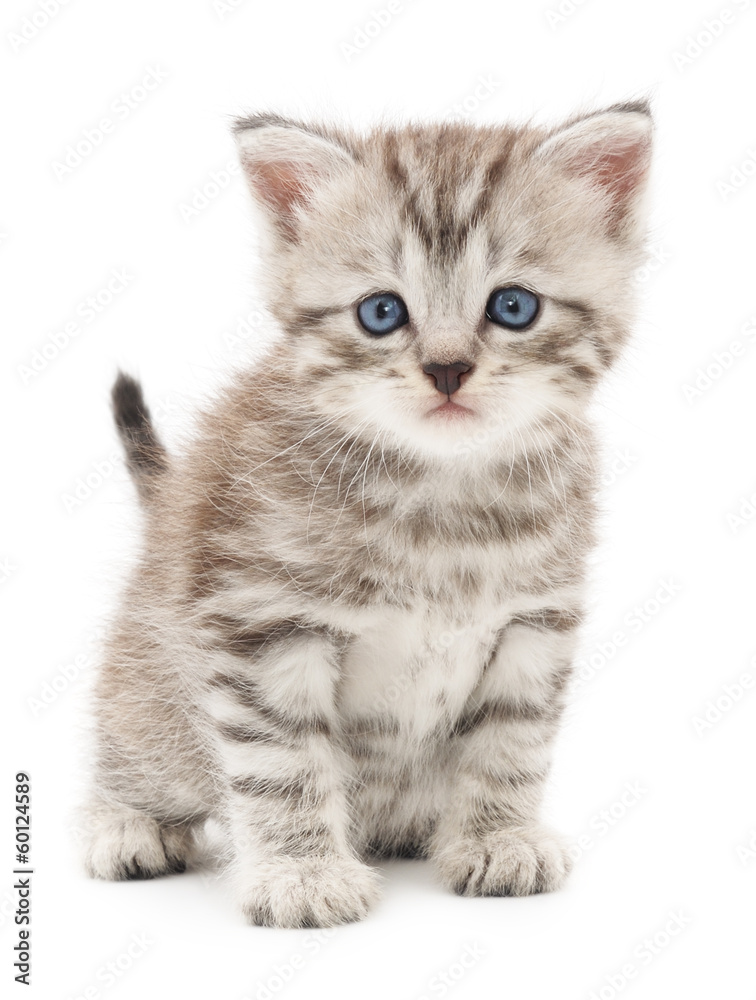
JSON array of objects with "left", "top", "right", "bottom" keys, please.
[
  {"left": 233, "top": 115, "right": 355, "bottom": 240},
  {"left": 536, "top": 103, "right": 653, "bottom": 232}
]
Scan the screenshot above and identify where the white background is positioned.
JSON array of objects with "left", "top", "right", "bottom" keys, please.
[{"left": 2, "top": 0, "right": 755, "bottom": 997}]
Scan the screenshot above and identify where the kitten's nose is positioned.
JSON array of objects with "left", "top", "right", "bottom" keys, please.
[{"left": 422, "top": 362, "right": 472, "bottom": 395}]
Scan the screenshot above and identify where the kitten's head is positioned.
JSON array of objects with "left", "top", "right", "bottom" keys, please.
[{"left": 234, "top": 105, "right": 652, "bottom": 460}]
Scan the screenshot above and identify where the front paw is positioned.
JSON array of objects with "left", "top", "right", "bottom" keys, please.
[
  {"left": 240, "top": 854, "right": 382, "bottom": 928},
  {"left": 433, "top": 826, "right": 572, "bottom": 897}
]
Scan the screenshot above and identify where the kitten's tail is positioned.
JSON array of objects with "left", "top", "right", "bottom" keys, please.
[{"left": 112, "top": 372, "right": 169, "bottom": 502}]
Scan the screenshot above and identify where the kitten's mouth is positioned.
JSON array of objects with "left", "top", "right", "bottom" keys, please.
[{"left": 428, "top": 399, "right": 474, "bottom": 419}]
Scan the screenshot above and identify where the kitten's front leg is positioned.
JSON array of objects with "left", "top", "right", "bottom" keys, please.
[
  {"left": 205, "top": 628, "right": 381, "bottom": 927},
  {"left": 430, "top": 611, "right": 578, "bottom": 897}
]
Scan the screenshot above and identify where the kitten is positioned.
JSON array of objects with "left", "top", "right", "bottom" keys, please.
[{"left": 83, "top": 104, "right": 652, "bottom": 927}]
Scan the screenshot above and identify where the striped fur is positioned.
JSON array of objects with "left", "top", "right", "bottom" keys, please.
[{"left": 83, "top": 105, "right": 653, "bottom": 926}]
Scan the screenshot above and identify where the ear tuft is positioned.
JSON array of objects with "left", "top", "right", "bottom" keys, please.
[
  {"left": 537, "top": 106, "right": 653, "bottom": 231},
  {"left": 233, "top": 116, "right": 355, "bottom": 241},
  {"left": 602, "top": 97, "right": 653, "bottom": 118}
]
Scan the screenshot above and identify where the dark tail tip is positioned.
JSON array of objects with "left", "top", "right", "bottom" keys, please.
[{"left": 112, "top": 372, "right": 168, "bottom": 501}]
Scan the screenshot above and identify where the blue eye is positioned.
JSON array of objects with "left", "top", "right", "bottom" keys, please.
[
  {"left": 486, "top": 287, "right": 540, "bottom": 330},
  {"left": 357, "top": 293, "right": 409, "bottom": 336}
]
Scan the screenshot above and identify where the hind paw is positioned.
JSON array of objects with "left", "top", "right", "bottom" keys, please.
[{"left": 84, "top": 804, "right": 194, "bottom": 880}]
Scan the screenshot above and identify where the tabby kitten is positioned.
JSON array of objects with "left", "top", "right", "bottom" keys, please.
[{"left": 84, "top": 104, "right": 652, "bottom": 927}]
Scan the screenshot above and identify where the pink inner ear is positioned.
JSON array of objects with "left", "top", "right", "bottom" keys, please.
[
  {"left": 572, "top": 134, "right": 651, "bottom": 223},
  {"left": 582, "top": 137, "right": 649, "bottom": 197},
  {"left": 248, "top": 159, "right": 312, "bottom": 226}
]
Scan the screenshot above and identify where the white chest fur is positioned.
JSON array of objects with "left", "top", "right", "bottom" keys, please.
[{"left": 336, "top": 600, "right": 506, "bottom": 741}]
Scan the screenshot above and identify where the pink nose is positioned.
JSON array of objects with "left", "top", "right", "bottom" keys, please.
[{"left": 422, "top": 362, "right": 472, "bottom": 395}]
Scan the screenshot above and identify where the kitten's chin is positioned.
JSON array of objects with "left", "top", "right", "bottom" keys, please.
[{"left": 401, "top": 400, "right": 508, "bottom": 459}]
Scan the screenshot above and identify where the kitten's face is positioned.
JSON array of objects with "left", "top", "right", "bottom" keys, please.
[{"left": 237, "top": 113, "right": 651, "bottom": 460}]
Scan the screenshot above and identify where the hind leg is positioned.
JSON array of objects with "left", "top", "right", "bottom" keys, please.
[
  {"left": 83, "top": 620, "right": 216, "bottom": 881},
  {"left": 81, "top": 720, "right": 212, "bottom": 881},
  {"left": 81, "top": 738, "right": 212, "bottom": 881}
]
